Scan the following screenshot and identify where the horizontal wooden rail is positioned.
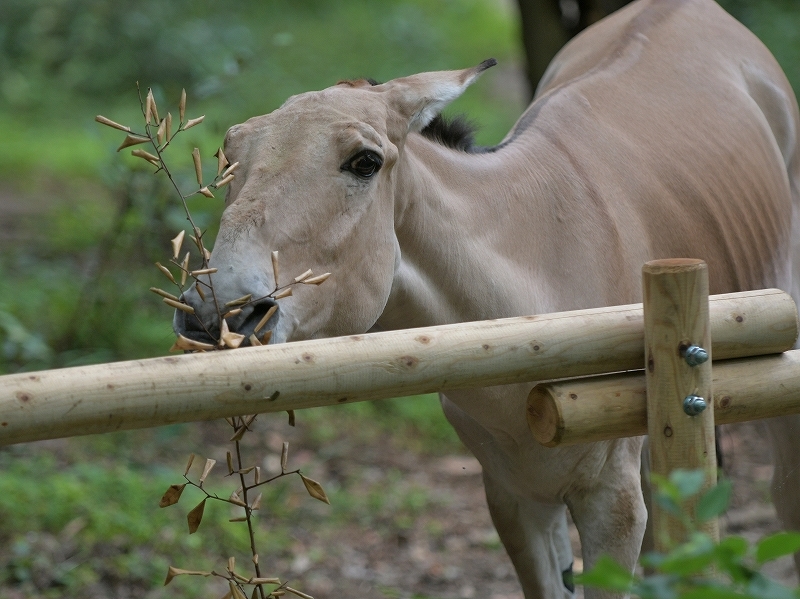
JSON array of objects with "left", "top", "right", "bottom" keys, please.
[
  {"left": 0, "top": 289, "right": 796, "bottom": 446},
  {"left": 528, "top": 349, "right": 800, "bottom": 447}
]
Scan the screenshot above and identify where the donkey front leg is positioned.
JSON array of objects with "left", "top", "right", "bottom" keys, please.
[
  {"left": 565, "top": 437, "right": 648, "bottom": 599},
  {"left": 483, "top": 470, "right": 577, "bottom": 599}
]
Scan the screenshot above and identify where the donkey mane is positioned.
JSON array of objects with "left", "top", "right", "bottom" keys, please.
[{"left": 420, "top": 114, "right": 484, "bottom": 153}]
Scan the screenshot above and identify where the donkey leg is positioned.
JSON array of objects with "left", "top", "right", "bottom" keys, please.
[
  {"left": 565, "top": 438, "right": 647, "bottom": 599},
  {"left": 765, "top": 414, "right": 800, "bottom": 576},
  {"left": 483, "top": 471, "right": 576, "bottom": 599}
]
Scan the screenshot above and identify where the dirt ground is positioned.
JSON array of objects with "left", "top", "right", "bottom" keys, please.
[{"left": 251, "top": 418, "right": 799, "bottom": 599}]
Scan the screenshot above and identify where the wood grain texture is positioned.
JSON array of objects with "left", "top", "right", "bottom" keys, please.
[
  {"left": 0, "top": 289, "right": 796, "bottom": 447},
  {"left": 643, "top": 259, "right": 718, "bottom": 547},
  {"left": 528, "top": 349, "right": 800, "bottom": 446}
]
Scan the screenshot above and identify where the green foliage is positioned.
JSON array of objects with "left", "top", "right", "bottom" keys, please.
[{"left": 577, "top": 469, "right": 800, "bottom": 599}]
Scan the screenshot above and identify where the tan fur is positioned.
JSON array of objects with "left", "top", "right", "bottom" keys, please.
[{"left": 174, "top": 1, "right": 800, "bottom": 597}]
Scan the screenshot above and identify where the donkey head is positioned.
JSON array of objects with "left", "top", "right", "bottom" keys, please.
[{"left": 174, "top": 59, "right": 495, "bottom": 345}]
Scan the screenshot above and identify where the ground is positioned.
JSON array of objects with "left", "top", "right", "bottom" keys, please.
[{"left": 222, "top": 414, "right": 799, "bottom": 599}]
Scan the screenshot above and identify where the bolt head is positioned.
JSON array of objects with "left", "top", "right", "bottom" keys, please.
[
  {"left": 683, "top": 394, "right": 707, "bottom": 416},
  {"left": 684, "top": 345, "right": 709, "bottom": 367}
]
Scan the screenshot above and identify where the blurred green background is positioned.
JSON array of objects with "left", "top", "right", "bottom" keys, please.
[{"left": 0, "top": 0, "right": 798, "bottom": 597}]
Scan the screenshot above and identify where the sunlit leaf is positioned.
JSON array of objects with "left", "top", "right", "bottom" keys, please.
[
  {"left": 574, "top": 554, "right": 635, "bottom": 592},
  {"left": 756, "top": 531, "right": 800, "bottom": 565},
  {"left": 696, "top": 478, "right": 732, "bottom": 522},
  {"left": 300, "top": 474, "right": 330, "bottom": 504}
]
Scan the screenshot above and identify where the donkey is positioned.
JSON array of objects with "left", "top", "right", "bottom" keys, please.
[{"left": 174, "top": 0, "right": 800, "bottom": 596}]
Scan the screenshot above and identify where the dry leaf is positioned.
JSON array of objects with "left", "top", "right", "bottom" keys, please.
[
  {"left": 281, "top": 441, "right": 289, "bottom": 472},
  {"left": 163, "top": 297, "right": 195, "bottom": 314},
  {"left": 229, "top": 491, "right": 247, "bottom": 507},
  {"left": 230, "top": 582, "right": 246, "bottom": 599},
  {"left": 116, "top": 133, "right": 150, "bottom": 151},
  {"left": 198, "top": 186, "right": 215, "bottom": 198},
  {"left": 302, "top": 273, "right": 331, "bottom": 285},
  {"left": 222, "top": 331, "right": 245, "bottom": 349},
  {"left": 157, "top": 117, "right": 167, "bottom": 145},
  {"left": 184, "top": 453, "right": 195, "bottom": 476},
  {"left": 300, "top": 474, "right": 330, "bottom": 504},
  {"left": 199, "top": 458, "right": 216, "bottom": 483},
  {"left": 262, "top": 330, "right": 273, "bottom": 344},
  {"left": 229, "top": 517, "right": 248, "bottom": 522},
  {"left": 251, "top": 492, "right": 263, "bottom": 511},
  {"left": 187, "top": 499, "right": 206, "bottom": 534},
  {"left": 179, "top": 88, "right": 186, "bottom": 123},
  {"left": 254, "top": 466, "right": 261, "bottom": 485},
  {"left": 239, "top": 466, "right": 254, "bottom": 475},
  {"left": 284, "top": 586, "right": 314, "bottom": 599},
  {"left": 271, "top": 251, "right": 280, "bottom": 287},
  {"left": 147, "top": 88, "right": 160, "bottom": 124},
  {"left": 287, "top": 410, "right": 296, "bottom": 427},
  {"left": 222, "top": 161, "right": 240, "bottom": 178},
  {"left": 254, "top": 305, "right": 278, "bottom": 334},
  {"left": 155, "top": 262, "right": 176, "bottom": 284},
  {"left": 171, "top": 334, "right": 214, "bottom": 352},
  {"left": 165, "top": 112, "right": 172, "bottom": 142},
  {"left": 215, "top": 147, "right": 229, "bottom": 176},
  {"left": 159, "top": 483, "right": 186, "bottom": 507},
  {"left": 294, "top": 269, "right": 313, "bottom": 283},
  {"left": 195, "top": 282, "right": 206, "bottom": 301},
  {"left": 251, "top": 577, "right": 280, "bottom": 585},
  {"left": 190, "top": 268, "right": 218, "bottom": 276},
  {"left": 214, "top": 173, "right": 235, "bottom": 189},
  {"left": 248, "top": 334, "right": 262, "bottom": 346},
  {"left": 228, "top": 556, "right": 235, "bottom": 573},
  {"left": 150, "top": 287, "right": 179, "bottom": 302},
  {"left": 164, "top": 565, "right": 211, "bottom": 586},
  {"left": 180, "top": 252, "right": 190, "bottom": 287},
  {"left": 273, "top": 287, "right": 292, "bottom": 300},
  {"left": 95, "top": 115, "right": 130, "bottom": 132},
  {"left": 223, "top": 308, "right": 242, "bottom": 319},
  {"left": 230, "top": 425, "right": 247, "bottom": 442},
  {"left": 226, "top": 451, "right": 234, "bottom": 475},
  {"left": 170, "top": 230, "right": 185, "bottom": 260},
  {"left": 225, "top": 294, "right": 252, "bottom": 308},
  {"left": 132, "top": 148, "right": 160, "bottom": 166},
  {"left": 184, "top": 115, "right": 205, "bottom": 130},
  {"left": 192, "top": 147, "right": 203, "bottom": 186}
]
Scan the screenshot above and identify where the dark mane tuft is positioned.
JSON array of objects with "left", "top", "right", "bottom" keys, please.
[{"left": 420, "top": 114, "right": 482, "bottom": 153}]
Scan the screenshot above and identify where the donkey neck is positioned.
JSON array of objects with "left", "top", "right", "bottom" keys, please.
[{"left": 377, "top": 132, "right": 559, "bottom": 331}]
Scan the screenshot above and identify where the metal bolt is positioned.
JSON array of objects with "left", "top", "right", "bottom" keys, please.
[
  {"left": 684, "top": 345, "right": 709, "bottom": 367},
  {"left": 683, "top": 394, "right": 707, "bottom": 416}
]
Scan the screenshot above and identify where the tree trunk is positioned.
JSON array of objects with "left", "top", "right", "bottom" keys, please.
[{"left": 516, "top": 0, "right": 633, "bottom": 96}]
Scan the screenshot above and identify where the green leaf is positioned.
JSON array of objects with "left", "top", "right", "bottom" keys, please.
[
  {"left": 746, "top": 572, "right": 799, "bottom": 599},
  {"left": 669, "top": 469, "right": 706, "bottom": 500},
  {"left": 658, "top": 532, "right": 715, "bottom": 576},
  {"left": 755, "top": 531, "right": 800, "bottom": 564},
  {"left": 696, "top": 478, "right": 732, "bottom": 522},
  {"left": 574, "top": 554, "right": 635, "bottom": 592},
  {"left": 678, "top": 583, "right": 749, "bottom": 599}
]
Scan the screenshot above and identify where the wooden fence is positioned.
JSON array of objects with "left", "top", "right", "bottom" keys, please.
[{"left": 1, "top": 259, "right": 799, "bottom": 547}]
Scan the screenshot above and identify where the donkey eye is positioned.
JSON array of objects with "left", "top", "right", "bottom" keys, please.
[{"left": 343, "top": 150, "right": 382, "bottom": 179}]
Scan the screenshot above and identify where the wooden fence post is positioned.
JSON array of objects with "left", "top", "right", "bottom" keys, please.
[{"left": 643, "top": 259, "right": 718, "bottom": 549}]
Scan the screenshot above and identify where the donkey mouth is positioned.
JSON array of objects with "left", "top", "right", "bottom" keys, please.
[{"left": 172, "top": 297, "right": 279, "bottom": 347}]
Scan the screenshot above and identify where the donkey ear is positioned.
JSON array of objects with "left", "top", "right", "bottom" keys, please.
[{"left": 378, "top": 59, "right": 496, "bottom": 133}]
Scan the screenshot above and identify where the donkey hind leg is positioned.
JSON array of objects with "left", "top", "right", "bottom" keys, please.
[
  {"left": 483, "top": 471, "right": 576, "bottom": 599},
  {"left": 565, "top": 438, "right": 647, "bottom": 599},
  {"left": 765, "top": 414, "right": 800, "bottom": 577}
]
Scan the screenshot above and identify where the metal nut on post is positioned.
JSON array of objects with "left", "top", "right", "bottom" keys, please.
[
  {"left": 683, "top": 394, "right": 707, "bottom": 416},
  {"left": 684, "top": 345, "right": 709, "bottom": 367}
]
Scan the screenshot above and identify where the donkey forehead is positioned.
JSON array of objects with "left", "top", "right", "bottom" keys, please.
[{"left": 224, "top": 87, "right": 389, "bottom": 157}]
